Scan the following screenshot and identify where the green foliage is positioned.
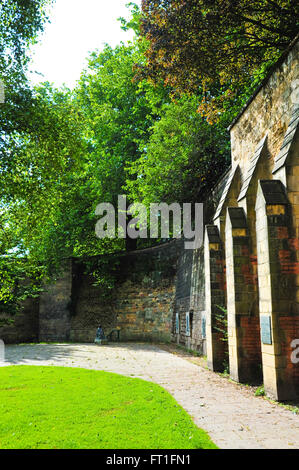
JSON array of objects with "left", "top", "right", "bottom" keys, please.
[
  {"left": 1, "top": 84, "right": 84, "bottom": 202},
  {"left": 0, "top": 84, "right": 86, "bottom": 268},
  {"left": 214, "top": 305, "right": 228, "bottom": 343},
  {"left": 118, "top": 2, "right": 141, "bottom": 35},
  {"left": 215, "top": 305, "right": 229, "bottom": 373},
  {"left": 255, "top": 385, "right": 265, "bottom": 397},
  {"left": 0, "top": 0, "right": 52, "bottom": 69},
  {"left": 0, "top": 31, "right": 169, "bottom": 304},
  {"left": 76, "top": 40, "right": 169, "bottom": 206},
  {"left": 0, "top": 0, "right": 54, "bottom": 177},
  {"left": 82, "top": 256, "right": 121, "bottom": 298},
  {"left": 0, "top": 0, "right": 58, "bottom": 311},
  {"left": 126, "top": 95, "right": 230, "bottom": 206},
  {"left": 0, "top": 256, "right": 43, "bottom": 316},
  {"left": 139, "top": 0, "right": 299, "bottom": 121},
  {"left": 0, "top": 3, "right": 232, "bottom": 307},
  {"left": 2, "top": 2, "right": 289, "bottom": 311},
  {"left": 0, "top": 366, "right": 217, "bottom": 449}
]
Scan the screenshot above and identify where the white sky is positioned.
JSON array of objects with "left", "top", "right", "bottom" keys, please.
[{"left": 28, "top": 0, "right": 141, "bottom": 89}]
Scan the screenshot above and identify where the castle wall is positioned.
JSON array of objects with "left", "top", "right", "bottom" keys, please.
[
  {"left": 230, "top": 39, "right": 299, "bottom": 177},
  {"left": 38, "top": 242, "right": 180, "bottom": 344},
  {"left": 0, "top": 296, "right": 39, "bottom": 344},
  {"left": 204, "top": 37, "right": 299, "bottom": 400}
]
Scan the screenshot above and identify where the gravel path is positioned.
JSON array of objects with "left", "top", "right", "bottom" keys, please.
[{"left": 1, "top": 342, "right": 299, "bottom": 449}]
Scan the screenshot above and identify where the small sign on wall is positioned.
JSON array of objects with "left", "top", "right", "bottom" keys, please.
[
  {"left": 186, "top": 312, "right": 191, "bottom": 337},
  {"left": 260, "top": 315, "right": 272, "bottom": 345},
  {"left": 175, "top": 313, "right": 179, "bottom": 334},
  {"left": 201, "top": 315, "right": 206, "bottom": 339}
]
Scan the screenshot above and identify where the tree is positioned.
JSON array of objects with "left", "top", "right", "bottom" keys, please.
[
  {"left": 0, "top": 0, "right": 58, "bottom": 312},
  {"left": 138, "top": 0, "right": 299, "bottom": 120},
  {"left": 0, "top": 37, "right": 169, "bottom": 288},
  {"left": 76, "top": 40, "right": 169, "bottom": 250},
  {"left": 0, "top": 0, "right": 55, "bottom": 198},
  {"left": 0, "top": 0, "right": 52, "bottom": 69},
  {"left": 126, "top": 95, "right": 230, "bottom": 206},
  {"left": 0, "top": 83, "right": 85, "bottom": 311},
  {"left": 0, "top": 3, "right": 242, "bottom": 313}
]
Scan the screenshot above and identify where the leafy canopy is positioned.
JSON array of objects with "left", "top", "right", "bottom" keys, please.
[
  {"left": 0, "top": 0, "right": 56, "bottom": 311},
  {"left": 126, "top": 95, "right": 230, "bottom": 206},
  {"left": 139, "top": 0, "right": 299, "bottom": 120}
]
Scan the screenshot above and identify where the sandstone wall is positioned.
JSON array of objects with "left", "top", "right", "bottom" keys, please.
[
  {"left": 205, "top": 36, "right": 299, "bottom": 400},
  {"left": 230, "top": 39, "right": 299, "bottom": 177},
  {"left": 36, "top": 241, "right": 180, "bottom": 344},
  {"left": 0, "top": 296, "right": 39, "bottom": 344},
  {"left": 39, "top": 260, "right": 72, "bottom": 342}
]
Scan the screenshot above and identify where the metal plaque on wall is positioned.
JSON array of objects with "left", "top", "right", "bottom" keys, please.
[
  {"left": 260, "top": 316, "right": 272, "bottom": 345},
  {"left": 201, "top": 316, "right": 206, "bottom": 339}
]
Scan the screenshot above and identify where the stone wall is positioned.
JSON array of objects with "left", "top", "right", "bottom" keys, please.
[
  {"left": 39, "top": 260, "right": 72, "bottom": 342},
  {"left": 0, "top": 295, "right": 39, "bottom": 344},
  {"left": 36, "top": 238, "right": 207, "bottom": 351},
  {"left": 230, "top": 38, "right": 299, "bottom": 177},
  {"left": 111, "top": 244, "right": 177, "bottom": 342},
  {"left": 204, "top": 36, "right": 299, "bottom": 400},
  {"left": 170, "top": 168, "right": 231, "bottom": 354},
  {"left": 38, "top": 241, "right": 180, "bottom": 344}
]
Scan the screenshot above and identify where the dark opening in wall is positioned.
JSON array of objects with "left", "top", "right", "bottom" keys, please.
[{"left": 189, "top": 310, "right": 194, "bottom": 332}]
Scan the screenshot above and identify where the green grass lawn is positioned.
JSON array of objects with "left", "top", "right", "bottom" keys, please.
[{"left": 0, "top": 366, "right": 217, "bottom": 449}]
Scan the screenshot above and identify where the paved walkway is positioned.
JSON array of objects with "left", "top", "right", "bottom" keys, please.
[{"left": 2, "top": 343, "right": 299, "bottom": 449}]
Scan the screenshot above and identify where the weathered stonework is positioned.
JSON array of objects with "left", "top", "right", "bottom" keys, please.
[
  {"left": 222, "top": 36, "right": 299, "bottom": 400},
  {"left": 256, "top": 180, "right": 299, "bottom": 400},
  {"left": 0, "top": 296, "right": 39, "bottom": 344},
  {"left": 213, "top": 165, "right": 241, "bottom": 240},
  {"left": 230, "top": 38, "right": 299, "bottom": 177},
  {"left": 172, "top": 244, "right": 206, "bottom": 353},
  {"left": 225, "top": 207, "right": 262, "bottom": 383},
  {"left": 38, "top": 242, "right": 179, "bottom": 344},
  {"left": 204, "top": 225, "right": 227, "bottom": 371},
  {"left": 39, "top": 260, "right": 72, "bottom": 342}
]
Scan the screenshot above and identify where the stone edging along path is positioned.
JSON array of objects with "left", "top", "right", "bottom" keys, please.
[{"left": 2, "top": 342, "right": 299, "bottom": 449}]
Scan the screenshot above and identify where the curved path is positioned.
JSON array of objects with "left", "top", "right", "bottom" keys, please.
[{"left": 2, "top": 342, "right": 299, "bottom": 449}]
